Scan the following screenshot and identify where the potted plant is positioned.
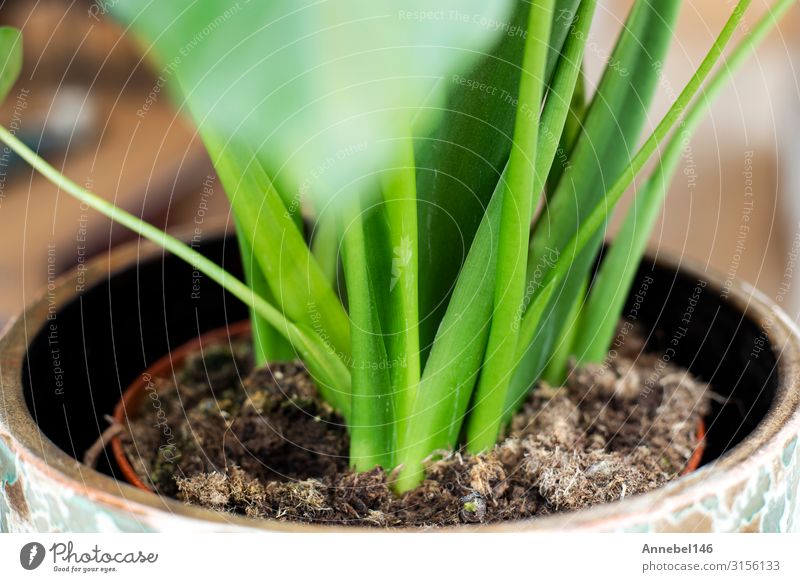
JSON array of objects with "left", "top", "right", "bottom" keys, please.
[{"left": 1, "top": 0, "right": 799, "bottom": 531}]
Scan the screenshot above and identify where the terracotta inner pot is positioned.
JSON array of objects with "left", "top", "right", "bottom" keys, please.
[{"left": 111, "top": 320, "right": 706, "bottom": 493}]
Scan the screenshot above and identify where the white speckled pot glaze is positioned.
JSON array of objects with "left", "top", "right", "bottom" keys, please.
[{"left": 2, "top": 233, "right": 799, "bottom": 532}]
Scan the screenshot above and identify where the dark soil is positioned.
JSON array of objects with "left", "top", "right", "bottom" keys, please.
[{"left": 120, "top": 328, "right": 710, "bottom": 527}]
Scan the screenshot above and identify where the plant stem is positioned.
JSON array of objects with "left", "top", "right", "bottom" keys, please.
[
  {"left": 234, "top": 217, "right": 296, "bottom": 364},
  {"left": 541, "top": 277, "right": 586, "bottom": 385},
  {"left": 465, "top": 0, "right": 555, "bottom": 453},
  {"left": 0, "top": 125, "right": 352, "bottom": 417},
  {"left": 341, "top": 194, "right": 394, "bottom": 470},
  {"left": 382, "top": 134, "right": 421, "bottom": 465},
  {"left": 394, "top": 0, "right": 596, "bottom": 491}
]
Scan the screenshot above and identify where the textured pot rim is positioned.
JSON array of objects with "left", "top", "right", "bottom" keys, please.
[{"left": 1, "top": 229, "right": 799, "bottom": 532}]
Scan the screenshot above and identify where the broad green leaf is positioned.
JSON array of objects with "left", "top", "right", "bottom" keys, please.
[
  {"left": 0, "top": 27, "right": 22, "bottom": 105},
  {"left": 112, "top": 0, "right": 514, "bottom": 210}
]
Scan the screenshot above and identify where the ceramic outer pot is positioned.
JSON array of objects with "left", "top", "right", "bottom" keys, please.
[{"left": 1, "top": 229, "right": 799, "bottom": 532}]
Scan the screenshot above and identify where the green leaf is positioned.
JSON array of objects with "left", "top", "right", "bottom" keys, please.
[
  {"left": 234, "top": 218, "right": 296, "bottom": 364},
  {"left": 112, "top": 0, "right": 514, "bottom": 210},
  {"left": 416, "top": 0, "right": 581, "bottom": 363},
  {"left": 545, "top": 65, "right": 585, "bottom": 194},
  {"left": 202, "top": 129, "right": 352, "bottom": 360},
  {"left": 393, "top": 177, "right": 503, "bottom": 492},
  {"left": 342, "top": 134, "right": 420, "bottom": 473},
  {"left": 0, "top": 124, "right": 352, "bottom": 418},
  {"left": 506, "top": 0, "right": 682, "bottom": 411},
  {"left": 0, "top": 27, "right": 22, "bottom": 105},
  {"left": 394, "top": 0, "right": 596, "bottom": 490},
  {"left": 574, "top": 0, "right": 794, "bottom": 364},
  {"left": 342, "top": 195, "right": 395, "bottom": 471},
  {"left": 530, "top": 0, "right": 682, "bottom": 260},
  {"left": 511, "top": 0, "right": 755, "bottom": 406},
  {"left": 3, "top": 0, "right": 788, "bottom": 490},
  {"left": 464, "top": 0, "right": 555, "bottom": 453}
]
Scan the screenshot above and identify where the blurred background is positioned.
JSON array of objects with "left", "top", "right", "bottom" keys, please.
[{"left": 0, "top": 0, "right": 798, "bottom": 326}]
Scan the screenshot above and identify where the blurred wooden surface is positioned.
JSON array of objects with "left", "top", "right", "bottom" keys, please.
[{"left": 0, "top": 1, "right": 224, "bottom": 323}]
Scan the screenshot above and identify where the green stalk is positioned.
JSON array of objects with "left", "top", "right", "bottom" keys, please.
[
  {"left": 0, "top": 125, "right": 352, "bottom": 417},
  {"left": 539, "top": 64, "right": 590, "bottom": 380},
  {"left": 465, "top": 0, "right": 558, "bottom": 453},
  {"left": 508, "top": 0, "right": 682, "bottom": 413},
  {"left": 546, "top": 65, "right": 586, "bottom": 195},
  {"left": 202, "top": 130, "right": 352, "bottom": 361},
  {"left": 574, "top": 0, "right": 795, "bottom": 363},
  {"left": 311, "top": 211, "right": 341, "bottom": 289},
  {"left": 394, "top": 0, "right": 596, "bottom": 491},
  {"left": 541, "top": 277, "right": 586, "bottom": 385},
  {"left": 382, "top": 135, "right": 421, "bottom": 458},
  {"left": 514, "top": 0, "right": 754, "bottom": 368},
  {"left": 341, "top": 195, "right": 394, "bottom": 470},
  {"left": 235, "top": 216, "right": 296, "bottom": 364}
]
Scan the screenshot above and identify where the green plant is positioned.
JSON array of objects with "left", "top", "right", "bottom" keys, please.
[{"left": 0, "top": 0, "right": 793, "bottom": 494}]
